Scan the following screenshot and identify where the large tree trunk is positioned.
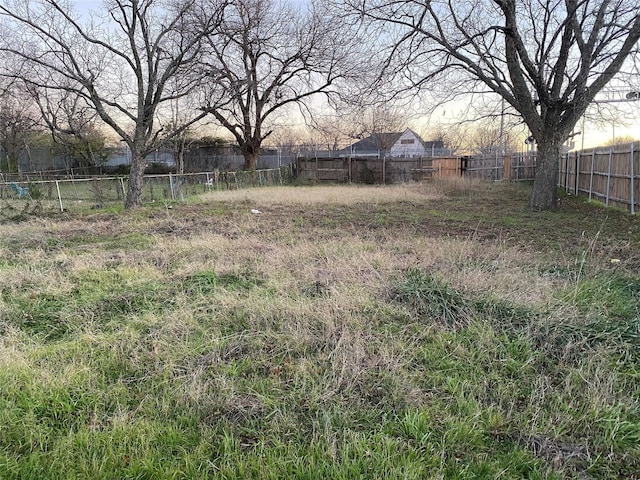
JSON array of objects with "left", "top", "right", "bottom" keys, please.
[
  {"left": 529, "top": 137, "right": 561, "bottom": 211},
  {"left": 174, "top": 147, "right": 185, "bottom": 175},
  {"left": 174, "top": 136, "right": 186, "bottom": 175},
  {"left": 125, "top": 154, "right": 146, "bottom": 209},
  {"left": 242, "top": 151, "right": 259, "bottom": 170}
]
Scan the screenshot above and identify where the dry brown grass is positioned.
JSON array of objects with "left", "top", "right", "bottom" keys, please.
[{"left": 197, "top": 183, "right": 442, "bottom": 206}]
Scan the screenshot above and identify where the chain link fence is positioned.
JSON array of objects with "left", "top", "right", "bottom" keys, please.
[{"left": 0, "top": 166, "right": 294, "bottom": 213}]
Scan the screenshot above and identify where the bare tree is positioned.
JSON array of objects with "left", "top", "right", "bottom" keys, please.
[
  {"left": 0, "top": 80, "right": 41, "bottom": 172},
  {"left": 199, "top": 0, "right": 361, "bottom": 170},
  {"left": 466, "top": 118, "right": 526, "bottom": 155},
  {"left": 603, "top": 135, "right": 638, "bottom": 147},
  {"left": 421, "top": 123, "right": 466, "bottom": 155},
  {"left": 310, "top": 104, "right": 407, "bottom": 154},
  {"left": 350, "top": 105, "right": 407, "bottom": 152},
  {"left": 264, "top": 126, "right": 306, "bottom": 154},
  {"left": 345, "top": 0, "right": 640, "bottom": 210},
  {"left": 0, "top": 0, "right": 225, "bottom": 207},
  {"left": 29, "top": 87, "right": 112, "bottom": 169},
  {"left": 310, "top": 114, "right": 352, "bottom": 152},
  {"left": 162, "top": 107, "right": 195, "bottom": 175}
]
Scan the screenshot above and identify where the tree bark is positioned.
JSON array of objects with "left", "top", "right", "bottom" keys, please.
[
  {"left": 175, "top": 141, "right": 185, "bottom": 175},
  {"left": 125, "top": 154, "right": 146, "bottom": 209},
  {"left": 529, "top": 137, "right": 561, "bottom": 210},
  {"left": 242, "top": 151, "right": 259, "bottom": 170}
]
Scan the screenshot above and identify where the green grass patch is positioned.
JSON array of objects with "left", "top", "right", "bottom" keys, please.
[
  {"left": 391, "top": 268, "right": 470, "bottom": 327},
  {"left": 556, "top": 273, "right": 640, "bottom": 359},
  {"left": 184, "top": 268, "right": 266, "bottom": 295},
  {"left": 1, "top": 268, "right": 171, "bottom": 341}
]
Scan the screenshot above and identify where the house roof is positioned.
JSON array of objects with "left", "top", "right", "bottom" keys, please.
[
  {"left": 422, "top": 140, "right": 445, "bottom": 150},
  {"left": 349, "top": 132, "right": 403, "bottom": 152},
  {"left": 343, "top": 128, "right": 445, "bottom": 154}
]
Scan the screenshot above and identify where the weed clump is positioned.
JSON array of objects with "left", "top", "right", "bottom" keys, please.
[
  {"left": 392, "top": 268, "right": 470, "bottom": 327},
  {"left": 0, "top": 199, "right": 42, "bottom": 223},
  {"left": 551, "top": 273, "right": 640, "bottom": 361}
]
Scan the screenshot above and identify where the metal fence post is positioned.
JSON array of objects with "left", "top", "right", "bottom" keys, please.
[{"left": 55, "top": 180, "right": 63, "bottom": 212}]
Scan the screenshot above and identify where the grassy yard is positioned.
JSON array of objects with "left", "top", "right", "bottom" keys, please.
[{"left": 0, "top": 180, "right": 639, "bottom": 479}]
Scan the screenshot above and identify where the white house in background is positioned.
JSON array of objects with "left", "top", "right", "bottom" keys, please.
[
  {"left": 389, "top": 128, "right": 431, "bottom": 158},
  {"left": 343, "top": 128, "right": 445, "bottom": 158}
]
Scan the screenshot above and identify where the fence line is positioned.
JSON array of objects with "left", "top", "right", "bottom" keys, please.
[
  {"left": 296, "top": 152, "right": 538, "bottom": 185},
  {"left": 559, "top": 142, "right": 639, "bottom": 214},
  {"left": 8, "top": 148, "right": 637, "bottom": 214},
  {"left": 0, "top": 166, "right": 293, "bottom": 212}
]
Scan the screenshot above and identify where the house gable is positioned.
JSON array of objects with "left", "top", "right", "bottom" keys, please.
[
  {"left": 342, "top": 127, "right": 443, "bottom": 158},
  {"left": 389, "top": 129, "right": 427, "bottom": 158}
]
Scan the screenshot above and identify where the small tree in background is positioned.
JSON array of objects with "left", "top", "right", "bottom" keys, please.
[
  {"left": 0, "top": 81, "right": 41, "bottom": 172},
  {"left": 603, "top": 135, "right": 638, "bottom": 147},
  {"left": 32, "top": 88, "right": 112, "bottom": 169},
  {"left": 351, "top": 106, "right": 407, "bottom": 153}
]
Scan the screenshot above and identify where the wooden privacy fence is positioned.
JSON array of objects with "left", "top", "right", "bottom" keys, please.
[
  {"left": 296, "top": 153, "right": 538, "bottom": 185},
  {"left": 295, "top": 156, "right": 431, "bottom": 184},
  {"left": 559, "top": 142, "right": 639, "bottom": 214}
]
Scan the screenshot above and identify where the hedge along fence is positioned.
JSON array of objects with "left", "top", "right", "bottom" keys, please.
[
  {"left": 559, "top": 142, "right": 640, "bottom": 213},
  {"left": 0, "top": 166, "right": 294, "bottom": 212}
]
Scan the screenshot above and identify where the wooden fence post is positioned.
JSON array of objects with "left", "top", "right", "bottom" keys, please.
[
  {"left": 631, "top": 143, "right": 636, "bottom": 214},
  {"left": 382, "top": 157, "right": 386, "bottom": 185},
  {"left": 588, "top": 149, "right": 595, "bottom": 202},
  {"left": 575, "top": 151, "right": 580, "bottom": 195},
  {"left": 503, "top": 155, "right": 511, "bottom": 180},
  {"left": 606, "top": 147, "right": 613, "bottom": 207}
]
